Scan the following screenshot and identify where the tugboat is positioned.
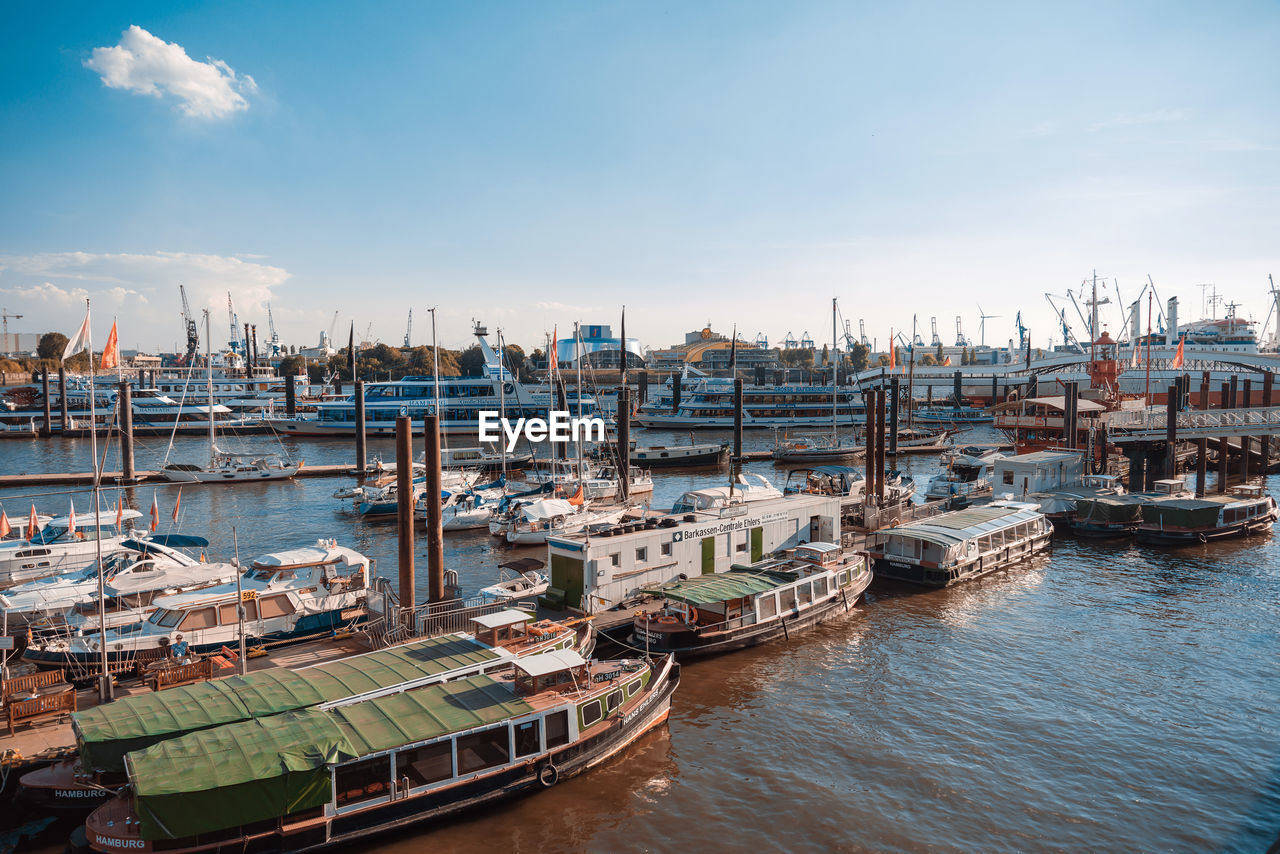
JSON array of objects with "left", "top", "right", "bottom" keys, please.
[
  {"left": 626, "top": 543, "right": 871, "bottom": 657},
  {"left": 1135, "top": 484, "right": 1277, "bottom": 544},
  {"left": 82, "top": 652, "right": 679, "bottom": 853}
]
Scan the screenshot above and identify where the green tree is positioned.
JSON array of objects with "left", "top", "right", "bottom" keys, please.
[
  {"left": 502, "top": 344, "right": 527, "bottom": 379},
  {"left": 935, "top": 342, "right": 944, "bottom": 362},
  {"left": 921, "top": 354, "right": 937, "bottom": 366},
  {"left": 456, "top": 344, "right": 486, "bottom": 377},
  {"left": 876, "top": 354, "right": 890, "bottom": 367},
  {"left": 37, "top": 332, "right": 67, "bottom": 360},
  {"left": 278, "top": 355, "right": 305, "bottom": 377},
  {"left": 849, "top": 342, "right": 869, "bottom": 372}
]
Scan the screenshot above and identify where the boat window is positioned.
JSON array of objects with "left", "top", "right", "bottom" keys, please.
[
  {"left": 660, "top": 541, "right": 672, "bottom": 557},
  {"left": 178, "top": 607, "right": 217, "bottom": 630},
  {"left": 635, "top": 547, "right": 647, "bottom": 563},
  {"left": 397, "top": 741, "right": 452, "bottom": 788},
  {"left": 335, "top": 756, "right": 391, "bottom": 806},
  {"left": 779, "top": 587, "right": 797, "bottom": 613},
  {"left": 456, "top": 726, "right": 511, "bottom": 774},
  {"left": 545, "top": 710, "right": 570, "bottom": 749},
  {"left": 797, "top": 582, "right": 813, "bottom": 606},
  {"left": 513, "top": 719, "right": 540, "bottom": 757},
  {"left": 625, "top": 679, "right": 640, "bottom": 698},
  {"left": 606, "top": 690, "right": 624, "bottom": 713},
  {"left": 757, "top": 594, "right": 777, "bottom": 619},
  {"left": 836, "top": 570, "right": 849, "bottom": 586},
  {"left": 258, "top": 594, "right": 296, "bottom": 619},
  {"left": 580, "top": 699, "right": 603, "bottom": 728},
  {"left": 152, "top": 609, "right": 181, "bottom": 627},
  {"left": 814, "top": 576, "right": 828, "bottom": 598}
]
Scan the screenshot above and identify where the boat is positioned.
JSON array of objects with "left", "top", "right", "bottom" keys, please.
[
  {"left": 161, "top": 315, "right": 302, "bottom": 483},
  {"left": 868, "top": 503, "right": 1054, "bottom": 586},
  {"left": 885, "top": 426, "right": 953, "bottom": 454},
  {"left": 782, "top": 466, "right": 916, "bottom": 518},
  {"left": 82, "top": 651, "right": 679, "bottom": 853},
  {"left": 630, "top": 441, "right": 728, "bottom": 467},
  {"left": 772, "top": 433, "right": 864, "bottom": 463},
  {"left": 479, "top": 560, "right": 551, "bottom": 602},
  {"left": 22, "top": 540, "right": 370, "bottom": 668},
  {"left": 1070, "top": 478, "right": 1190, "bottom": 538},
  {"left": 527, "top": 459, "right": 654, "bottom": 501},
  {"left": 440, "top": 444, "right": 534, "bottom": 472},
  {"left": 499, "top": 498, "right": 630, "bottom": 545},
  {"left": 0, "top": 512, "right": 53, "bottom": 541},
  {"left": 0, "top": 534, "right": 211, "bottom": 630},
  {"left": 634, "top": 377, "right": 865, "bottom": 430},
  {"left": 670, "top": 472, "right": 783, "bottom": 514},
  {"left": 624, "top": 542, "right": 871, "bottom": 657},
  {"left": 925, "top": 447, "right": 1005, "bottom": 502},
  {"left": 912, "top": 406, "right": 993, "bottom": 425},
  {"left": 22, "top": 609, "right": 593, "bottom": 811},
  {"left": 1135, "top": 484, "right": 1278, "bottom": 545},
  {"left": 0, "top": 508, "right": 144, "bottom": 588}
]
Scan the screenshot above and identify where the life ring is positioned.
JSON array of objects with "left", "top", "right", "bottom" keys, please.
[
  {"left": 655, "top": 615, "right": 679, "bottom": 625},
  {"left": 398, "top": 406, "right": 408, "bottom": 417},
  {"left": 537, "top": 763, "right": 559, "bottom": 787},
  {"left": 686, "top": 606, "right": 699, "bottom": 625}
]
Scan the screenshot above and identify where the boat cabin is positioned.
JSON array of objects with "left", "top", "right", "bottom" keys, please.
[
  {"left": 993, "top": 449, "right": 1086, "bottom": 496},
  {"left": 470, "top": 610, "right": 535, "bottom": 647},
  {"left": 869, "top": 504, "right": 1053, "bottom": 586}
]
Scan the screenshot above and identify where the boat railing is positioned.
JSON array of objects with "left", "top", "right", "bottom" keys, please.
[
  {"left": 364, "top": 583, "right": 535, "bottom": 649},
  {"left": 862, "top": 500, "right": 948, "bottom": 531}
]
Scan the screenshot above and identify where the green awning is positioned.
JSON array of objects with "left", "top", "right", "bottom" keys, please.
[
  {"left": 642, "top": 569, "right": 795, "bottom": 607},
  {"left": 1074, "top": 496, "right": 1146, "bottom": 524},
  {"left": 76, "top": 633, "right": 500, "bottom": 773},
  {"left": 1141, "top": 499, "right": 1224, "bottom": 528}
]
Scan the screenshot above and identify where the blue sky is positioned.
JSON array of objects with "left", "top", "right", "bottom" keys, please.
[{"left": 2, "top": 1, "right": 1278, "bottom": 354}]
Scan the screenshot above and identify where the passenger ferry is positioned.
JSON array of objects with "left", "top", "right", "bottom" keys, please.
[
  {"left": 625, "top": 543, "right": 871, "bottom": 657},
  {"left": 20, "top": 609, "right": 593, "bottom": 811},
  {"left": 869, "top": 503, "right": 1053, "bottom": 586},
  {"left": 912, "top": 406, "right": 993, "bottom": 425},
  {"left": 266, "top": 323, "right": 599, "bottom": 436},
  {"left": 634, "top": 378, "right": 865, "bottom": 429},
  {"left": 1135, "top": 485, "right": 1278, "bottom": 544},
  {"left": 83, "top": 651, "right": 679, "bottom": 853}
]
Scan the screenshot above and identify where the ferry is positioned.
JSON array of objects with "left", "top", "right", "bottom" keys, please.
[
  {"left": 22, "top": 541, "right": 370, "bottom": 668},
  {"left": 21, "top": 609, "right": 593, "bottom": 811},
  {"left": 0, "top": 508, "right": 144, "bottom": 588},
  {"left": 1135, "top": 485, "right": 1278, "bottom": 544},
  {"left": 869, "top": 503, "right": 1053, "bottom": 586},
  {"left": 83, "top": 651, "right": 679, "bottom": 853},
  {"left": 912, "top": 406, "right": 993, "bottom": 425},
  {"left": 634, "top": 378, "right": 865, "bottom": 430},
  {"left": 625, "top": 543, "right": 871, "bottom": 657}
]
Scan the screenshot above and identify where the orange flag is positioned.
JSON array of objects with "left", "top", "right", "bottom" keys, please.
[
  {"left": 888, "top": 330, "right": 896, "bottom": 372},
  {"left": 1170, "top": 334, "right": 1185, "bottom": 369},
  {"left": 68, "top": 499, "right": 76, "bottom": 537},
  {"left": 100, "top": 320, "right": 120, "bottom": 371},
  {"left": 171, "top": 488, "right": 182, "bottom": 522},
  {"left": 28, "top": 504, "right": 40, "bottom": 540},
  {"left": 0, "top": 509, "right": 11, "bottom": 539},
  {"left": 942, "top": 355, "right": 952, "bottom": 367},
  {"left": 567, "top": 485, "right": 584, "bottom": 506},
  {"left": 115, "top": 500, "right": 123, "bottom": 530},
  {"left": 150, "top": 493, "right": 160, "bottom": 532}
]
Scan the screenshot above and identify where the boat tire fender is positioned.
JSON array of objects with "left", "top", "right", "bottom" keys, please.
[{"left": 538, "top": 762, "right": 559, "bottom": 787}]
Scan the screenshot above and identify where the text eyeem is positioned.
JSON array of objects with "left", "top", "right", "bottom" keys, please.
[{"left": 477, "top": 411, "right": 607, "bottom": 452}]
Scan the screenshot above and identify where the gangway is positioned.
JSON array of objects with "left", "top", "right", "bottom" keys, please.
[{"left": 1106, "top": 406, "right": 1280, "bottom": 442}]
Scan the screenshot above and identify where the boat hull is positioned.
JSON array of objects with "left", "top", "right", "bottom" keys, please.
[
  {"left": 873, "top": 530, "right": 1053, "bottom": 587},
  {"left": 1135, "top": 515, "right": 1276, "bottom": 545},
  {"left": 160, "top": 462, "right": 303, "bottom": 483}
]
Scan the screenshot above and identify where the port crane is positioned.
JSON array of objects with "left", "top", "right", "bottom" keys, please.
[
  {"left": 782, "top": 331, "right": 798, "bottom": 349},
  {"left": 858, "top": 319, "right": 870, "bottom": 347},
  {"left": 404, "top": 310, "right": 413, "bottom": 348},
  {"left": 266, "top": 303, "right": 282, "bottom": 357},
  {"left": 929, "top": 317, "right": 941, "bottom": 347},
  {"left": 754, "top": 332, "right": 768, "bottom": 348},
  {"left": 799, "top": 331, "right": 815, "bottom": 350},
  {"left": 226, "top": 293, "right": 242, "bottom": 355},
  {"left": 954, "top": 316, "right": 969, "bottom": 347},
  {"left": 1014, "top": 311, "right": 1027, "bottom": 350},
  {"left": 1, "top": 308, "right": 23, "bottom": 355},
  {"left": 179, "top": 284, "right": 199, "bottom": 365}
]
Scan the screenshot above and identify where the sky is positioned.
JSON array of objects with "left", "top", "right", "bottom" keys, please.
[{"left": 2, "top": 0, "right": 1279, "bottom": 355}]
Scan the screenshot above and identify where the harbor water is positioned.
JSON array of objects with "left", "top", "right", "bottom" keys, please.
[{"left": 1, "top": 427, "right": 1278, "bottom": 852}]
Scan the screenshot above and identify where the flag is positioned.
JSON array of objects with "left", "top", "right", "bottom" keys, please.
[
  {"left": 100, "top": 320, "right": 120, "bottom": 370},
  {"left": 172, "top": 488, "right": 182, "bottom": 522},
  {"left": 888, "top": 331, "right": 896, "bottom": 372},
  {"left": 1171, "top": 334, "right": 1185, "bottom": 369},
  {"left": 62, "top": 308, "right": 92, "bottom": 362},
  {"left": 942, "top": 356, "right": 952, "bottom": 367},
  {"left": 567, "top": 485, "right": 584, "bottom": 506},
  {"left": 1130, "top": 341, "right": 1140, "bottom": 368},
  {"left": 150, "top": 493, "right": 160, "bottom": 532},
  {"left": 28, "top": 505, "right": 40, "bottom": 541},
  {"left": 68, "top": 499, "right": 76, "bottom": 537},
  {"left": 0, "top": 509, "right": 10, "bottom": 539},
  {"left": 115, "top": 500, "right": 123, "bottom": 530}
]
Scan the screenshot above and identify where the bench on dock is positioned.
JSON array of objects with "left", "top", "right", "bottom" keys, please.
[
  {"left": 146, "top": 659, "right": 213, "bottom": 692},
  {"left": 2, "top": 668, "right": 69, "bottom": 704},
  {"left": 6, "top": 686, "right": 77, "bottom": 734}
]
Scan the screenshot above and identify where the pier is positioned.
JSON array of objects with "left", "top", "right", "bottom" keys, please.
[{"left": 0, "top": 463, "right": 355, "bottom": 488}]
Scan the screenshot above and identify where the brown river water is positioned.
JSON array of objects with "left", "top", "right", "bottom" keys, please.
[{"left": 2, "top": 426, "right": 1278, "bottom": 852}]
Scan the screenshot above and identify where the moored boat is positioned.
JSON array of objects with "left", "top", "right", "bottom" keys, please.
[
  {"left": 82, "top": 651, "right": 679, "bottom": 853},
  {"left": 1135, "top": 485, "right": 1277, "bottom": 545},
  {"left": 0, "top": 508, "right": 144, "bottom": 588},
  {"left": 630, "top": 441, "right": 727, "bottom": 468}
]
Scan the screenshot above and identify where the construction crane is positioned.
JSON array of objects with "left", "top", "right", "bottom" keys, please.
[
  {"left": 1, "top": 308, "right": 23, "bottom": 355},
  {"left": 976, "top": 303, "right": 999, "bottom": 347},
  {"left": 404, "top": 309, "right": 413, "bottom": 348},
  {"left": 226, "top": 293, "right": 241, "bottom": 355},
  {"left": 179, "top": 284, "right": 199, "bottom": 365},
  {"left": 266, "top": 303, "right": 281, "bottom": 357},
  {"left": 930, "top": 317, "right": 941, "bottom": 347}
]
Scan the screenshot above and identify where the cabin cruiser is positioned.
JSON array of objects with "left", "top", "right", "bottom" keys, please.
[
  {"left": 23, "top": 540, "right": 370, "bottom": 667},
  {"left": 670, "top": 472, "right": 782, "bottom": 514},
  {"left": 0, "top": 508, "right": 144, "bottom": 588},
  {"left": 497, "top": 498, "right": 631, "bottom": 545},
  {"left": 479, "top": 561, "right": 551, "bottom": 602},
  {"left": 925, "top": 448, "right": 1005, "bottom": 502}
]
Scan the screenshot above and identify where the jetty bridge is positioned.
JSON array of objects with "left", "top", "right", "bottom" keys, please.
[{"left": 1105, "top": 406, "right": 1280, "bottom": 443}]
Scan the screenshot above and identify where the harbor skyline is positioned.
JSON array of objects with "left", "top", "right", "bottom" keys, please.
[{"left": 3, "top": 2, "right": 1280, "bottom": 351}]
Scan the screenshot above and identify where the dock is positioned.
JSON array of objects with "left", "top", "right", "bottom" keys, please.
[{"left": 0, "top": 464, "right": 356, "bottom": 488}]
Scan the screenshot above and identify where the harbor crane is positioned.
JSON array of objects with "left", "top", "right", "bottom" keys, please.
[
  {"left": 841, "top": 320, "right": 859, "bottom": 353},
  {"left": 179, "top": 284, "right": 199, "bottom": 365},
  {"left": 976, "top": 303, "right": 999, "bottom": 347},
  {"left": 1, "top": 308, "right": 23, "bottom": 355},
  {"left": 954, "top": 316, "right": 969, "bottom": 347},
  {"left": 754, "top": 331, "right": 768, "bottom": 348},
  {"left": 930, "top": 317, "right": 942, "bottom": 347},
  {"left": 404, "top": 309, "right": 413, "bottom": 348},
  {"left": 226, "top": 293, "right": 242, "bottom": 354},
  {"left": 782, "top": 331, "right": 798, "bottom": 349},
  {"left": 799, "top": 331, "right": 815, "bottom": 350},
  {"left": 858, "top": 319, "right": 870, "bottom": 347},
  {"left": 267, "top": 303, "right": 281, "bottom": 357},
  {"left": 1015, "top": 311, "right": 1028, "bottom": 349}
]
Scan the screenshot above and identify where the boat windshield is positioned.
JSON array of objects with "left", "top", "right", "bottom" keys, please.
[{"left": 29, "top": 526, "right": 69, "bottom": 545}]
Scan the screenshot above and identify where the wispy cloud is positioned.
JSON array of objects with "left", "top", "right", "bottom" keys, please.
[
  {"left": 0, "top": 281, "right": 145, "bottom": 306},
  {"left": 1087, "top": 108, "right": 1190, "bottom": 133},
  {"left": 84, "top": 26, "right": 257, "bottom": 119}
]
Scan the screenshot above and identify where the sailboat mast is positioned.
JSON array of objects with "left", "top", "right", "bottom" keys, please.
[
  {"left": 205, "top": 311, "right": 214, "bottom": 464},
  {"left": 83, "top": 299, "right": 110, "bottom": 700},
  {"left": 832, "top": 297, "right": 838, "bottom": 442},
  {"left": 498, "top": 328, "right": 507, "bottom": 482},
  {"left": 429, "top": 307, "right": 441, "bottom": 446},
  {"left": 575, "top": 322, "right": 583, "bottom": 490}
]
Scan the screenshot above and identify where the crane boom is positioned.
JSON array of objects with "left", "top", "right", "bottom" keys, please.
[
  {"left": 404, "top": 309, "right": 412, "bottom": 348},
  {"left": 179, "top": 284, "right": 199, "bottom": 365},
  {"left": 267, "top": 303, "right": 281, "bottom": 357}
]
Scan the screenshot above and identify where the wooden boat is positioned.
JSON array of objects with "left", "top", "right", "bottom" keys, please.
[
  {"left": 1135, "top": 485, "right": 1277, "bottom": 545},
  {"left": 630, "top": 441, "right": 728, "bottom": 468},
  {"left": 771, "top": 434, "right": 863, "bottom": 463},
  {"left": 82, "top": 651, "right": 679, "bottom": 853},
  {"left": 623, "top": 543, "right": 871, "bottom": 657},
  {"left": 869, "top": 503, "right": 1053, "bottom": 586},
  {"left": 20, "top": 609, "right": 592, "bottom": 812}
]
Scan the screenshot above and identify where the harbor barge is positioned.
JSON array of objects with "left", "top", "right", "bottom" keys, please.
[
  {"left": 868, "top": 504, "right": 1053, "bottom": 586},
  {"left": 1135, "top": 485, "right": 1278, "bottom": 545},
  {"left": 83, "top": 652, "right": 679, "bottom": 853},
  {"left": 623, "top": 543, "right": 871, "bottom": 657}
]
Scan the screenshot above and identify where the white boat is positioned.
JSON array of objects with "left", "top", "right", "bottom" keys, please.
[
  {"left": 499, "top": 498, "right": 630, "bottom": 545},
  {"left": 0, "top": 514, "right": 53, "bottom": 541},
  {"left": 670, "top": 472, "right": 783, "bottom": 514},
  {"left": 772, "top": 433, "right": 864, "bottom": 463},
  {"left": 0, "top": 535, "right": 206, "bottom": 629},
  {"left": 629, "top": 441, "right": 727, "bottom": 467},
  {"left": 478, "top": 562, "right": 551, "bottom": 601},
  {"left": 925, "top": 448, "right": 1006, "bottom": 501},
  {"left": 528, "top": 459, "right": 653, "bottom": 501},
  {"left": 23, "top": 540, "right": 370, "bottom": 668},
  {"left": 0, "top": 508, "right": 144, "bottom": 588},
  {"left": 161, "top": 313, "right": 302, "bottom": 484},
  {"left": 437, "top": 490, "right": 496, "bottom": 531}
]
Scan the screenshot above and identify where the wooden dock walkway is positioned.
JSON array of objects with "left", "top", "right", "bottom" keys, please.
[{"left": 0, "top": 464, "right": 356, "bottom": 489}]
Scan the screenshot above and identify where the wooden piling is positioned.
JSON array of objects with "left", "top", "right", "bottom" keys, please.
[
  {"left": 671, "top": 372, "right": 682, "bottom": 414},
  {"left": 1262, "top": 372, "right": 1274, "bottom": 473},
  {"left": 354, "top": 380, "right": 367, "bottom": 477},
  {"left": 284, "top": 375, "right": 296, "bottom": 417},
  {"left": 119, "top": 382, "right": 135, "bottom": 484},
  {"left": 1164, "top": 384, "right": 1177, "bottom": 478},
  {"left": 1241, "top": 378, "right": 1252, "bottom": 482},
  {"left": 40, "top": 369, "right": 51, "bottom": 438},
  {"left": 1217, "top": 381, "right": 1230, "bottom": 492},
  {"left": 1196, "top": 377, "right": 1209, "bottom": 497},
  {"left": 888, "top": 376, "right": 899, "bottom": 456},
  {"left": 58, "top": 365, "right": 68, "bottom": 433},
  {"left": 423, "top": 414, "right": 445, "bottom": 603},
  {"left": 395, "top": 416, "right": 415, "bottom": 614},
  {"left": 875, "top": 388, "right": 886, "bottom": 504}
]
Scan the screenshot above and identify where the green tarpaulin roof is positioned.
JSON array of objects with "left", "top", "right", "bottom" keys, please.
[
  {"left": 128, "top": 674, "right": 533, "bottom": 840},
  {"left": 643, "top": 569, "right": 795, "bottom": 606},
  {"left": 76, "top": 633, "right": 500, "bottom": 773}
]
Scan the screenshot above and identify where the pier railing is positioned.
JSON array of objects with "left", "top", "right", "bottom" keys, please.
[
  {"left": 364, "top": 581, "right": 535, "bottom": 648},
  {"left": 1105, "top": 405, "right": 1280, "bottom": 441}
]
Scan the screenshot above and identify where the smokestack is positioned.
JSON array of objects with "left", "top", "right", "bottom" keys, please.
[{"left": 1166, "top": 297, "right": 1179, "bottom": 346}]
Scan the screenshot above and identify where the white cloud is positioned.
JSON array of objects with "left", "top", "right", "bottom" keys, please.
[
  {"left": 84, "top": 26, "right": 257, "bottom": 119},
  {"left": 0, "top": 281, "right": 145, "bottom": 306},
  {"left": 1088, "top": 108, "right": 1190, "bottom": 133}
]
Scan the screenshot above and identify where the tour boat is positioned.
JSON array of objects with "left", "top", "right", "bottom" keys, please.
[
  {"left": 625, "top": 543, "right": 871, "bottom": 657},
  {"left": 869, "top": 503, "right": 1053, "bottom": 586},
  {"left": 912, "top": 406, "right": 993, "bottom": 425},
  {"left": 22, "top": 609, "right": 593, "bottom": 811},
  {"left": 82, "top": 652, "right": 679, "bottom": 853},
  {"left": 22, "top": 541, "right": 370, "bottom": 668},
  {"left": 0, "top": 508, "right": 144, "bottom": 588},
  {"left": 1135, "top": 485, "right": 1278, "bottom": 545},
  {"left": 634, "top": 380, "right": 866, "bottom": 430}
]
